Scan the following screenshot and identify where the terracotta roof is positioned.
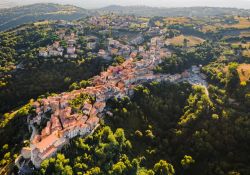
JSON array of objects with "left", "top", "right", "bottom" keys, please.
[
  {"left": 39, "top": 146, "right": 57, "bottom": 160},
  {"left": 31, "top": 135, "right": 41, "bottom": 144},
  {"left": 51, "top": 116, "right": 62, "bottom": 131},
  {"left": 93, "top": 101, "right": 106, "bottom": 109},
  {"left": 41, "top": 121, "right": 51, "bottom": 137},
  {"left": 89, "top": 108, "right": 98, "bottom": 117},
  {"left": 62, "top": 119, "right": 77, "bottom": 128},
  {"left": 35, "top": 133, "right": 59, "bottom": 152},
  {"left": 86, "top": 117, "right": 99, "bottom": 125}
]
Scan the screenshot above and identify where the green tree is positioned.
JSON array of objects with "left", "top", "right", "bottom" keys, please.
[
  {"left": 181, "top": 155, "right": 195, "bottom": 169},
  {"left": 109, "top": 161, "right": 126, "bottom": 174},
  {"left": 153, "top": 160, "right": 175, "bottom": 175},
  {"left": 226, "top": 62, "right": 240, "bottom": 93}
]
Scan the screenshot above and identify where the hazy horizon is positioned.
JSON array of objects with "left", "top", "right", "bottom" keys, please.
[{"left": 1, "top": 0, "right": 250, "bottom": 9}]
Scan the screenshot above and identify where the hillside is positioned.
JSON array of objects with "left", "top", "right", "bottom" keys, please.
[
  {"left": 98, "top": 5, "right": 250, "bottom": 17},
  {"left": 0, "top": 3, "right": 94, "bottom": 31}
]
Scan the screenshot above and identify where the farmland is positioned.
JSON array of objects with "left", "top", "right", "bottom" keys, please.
[
  {"left": 166, "top": 35, "right": 205, "bottom": 46},
  {"left": 237, "top": 64, "right": 250, "bottom": 82}
]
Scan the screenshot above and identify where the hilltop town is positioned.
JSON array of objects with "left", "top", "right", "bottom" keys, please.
[
  {"left": 16, "top": 20, "right": 207, "bottom": 168},
  {"left": 1, "top": 10, "right": 250, "bottom": 175}
]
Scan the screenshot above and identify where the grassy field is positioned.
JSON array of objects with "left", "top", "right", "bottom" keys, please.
[
  {"left": 166, "top": 35, "right": 205, "bottom": 47},
  {"left": 240, "top": 31, "right": 250, "bottom": 37},
  {"left": 224, "top": 17, "right": 250, "bottom": 29},
  {"left": 201, "top": 25, "right": 219, "bottom": 32},
  {"left": 237, "top": 64, "right": 250, "bottom": 82},
  {"left": 231, "top": 42, "right": 250, "bottom": 49},
  {"left": 138, "top": 17, "right": 150, "bottom": 22},
  {"left": 242, "top": 50, "right": 250, "bottom": 58},
  {"left": 224, "top": 63, "right": 250, "bottom": 82},
  {"left": 34, "top": 20, "right": 50, "bottom": 26},
  {"left": 164, "top": 17, "right": 190, "bottom": 25},
  {"left": 201, "top": 17, "right": 250, "bottom": 32}
]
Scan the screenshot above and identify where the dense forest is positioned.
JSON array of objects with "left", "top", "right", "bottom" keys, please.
[
  {"left": 106, "top": 82, "right": 250, "bottom": 174},
  {"left": 154, "top": 41, "right": 222, "bottom": 74}
]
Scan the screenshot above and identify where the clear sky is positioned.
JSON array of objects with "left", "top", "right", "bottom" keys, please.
[{"left": 1, "top": 0, "right": 250, "bottom": 9}]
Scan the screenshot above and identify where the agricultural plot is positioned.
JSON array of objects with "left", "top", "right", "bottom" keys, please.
[
  {"left": 237, "top": 64, "right": 250, "bottom": 82},
  {"left": 166, "top": 35, "right": 205, "bottom": 47}
]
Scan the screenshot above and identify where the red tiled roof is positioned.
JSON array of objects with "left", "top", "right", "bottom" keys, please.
[
  {"left": 31, "top": 135, "right": 41, "bottom": 144},
  {"left": 86, "top": 116, "right": 99, "bottom": 125},
  {"left": 36, "top": 133, "right": 59, "bottom": 152},
  {"left": 39, "top": 146, "right": 57, "bottom": 160}
]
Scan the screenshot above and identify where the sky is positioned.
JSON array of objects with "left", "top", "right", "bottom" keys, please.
[{"left": 1, "top": 0, "right": 250, "bottom": 9}]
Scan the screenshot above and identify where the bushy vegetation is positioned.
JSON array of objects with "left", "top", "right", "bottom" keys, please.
[
  {"left": 70, "top": 93, "right": 95, "bottom": 113},
  {"left": 37, "top": 126, "right": 175, "bottom": 175},
  {"left": 0, "top": 102, "right": 33, "bottom": 171},
  {"left": 154, "top": 41, "right": 221, "bottom": 74},
  {"left": 104, "top": 82, "right": 250, "bottom": 175}
]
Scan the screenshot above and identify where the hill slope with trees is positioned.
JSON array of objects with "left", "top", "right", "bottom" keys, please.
[{"left": 0, "top": 3, "right": 94, "bottom": 31}]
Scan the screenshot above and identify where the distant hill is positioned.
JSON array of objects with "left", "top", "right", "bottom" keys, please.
[
  {"left": 98, "top": 5, "right": 250, "bottom": 17},
  {"left": 0, "top": 3, "right": 94, "bottom": 31},
  {"left": 1, "top": 3, "right": 250, "bottom": 31}
]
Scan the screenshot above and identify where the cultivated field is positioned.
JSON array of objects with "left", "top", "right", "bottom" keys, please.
[
  {"left": 224, "top": 63, "right": 250, "bottom": 82},
  {"left": 240, "top": 31, "right": 250, "bottom": 37},
  {"left": 237, "top": 64, "right": 250, "bottom": 82},
  {"left": 34, "top": 20, "right": 50, "bottom": 26},
  {"left": 231, "top": 42, "right": 250, "bottom": 49},
  {"left": 224, "top": 17, "right": 250, "bottom": 29},
  {"left": 242, "top": 50, "right": 250, "bottom": 58},
  {"left": 164, "top": 17, "right": 190, "bottom": 25},
  {"left": 166, "top": 35, "right": 205, "bottom": 47}
]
